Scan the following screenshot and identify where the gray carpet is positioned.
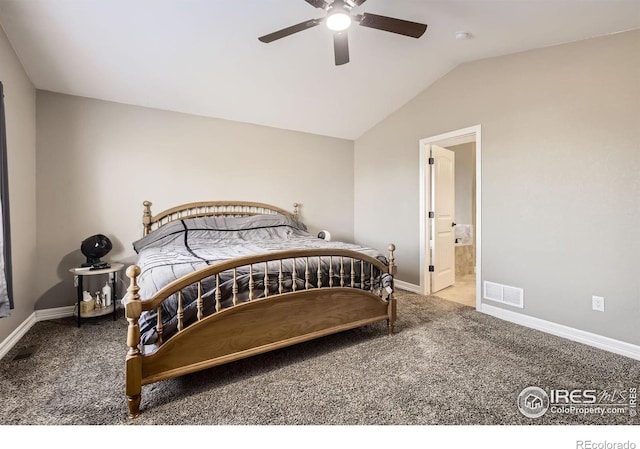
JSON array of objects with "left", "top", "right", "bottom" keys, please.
[{"left": 0, "top": 290, "right": 638, "bottom": 425}]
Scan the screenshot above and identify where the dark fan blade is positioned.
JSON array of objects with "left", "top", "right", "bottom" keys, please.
[
  {"left": 352, "top": 0, "right": 367, "bottom": 5},
  {"left": 304, "top": 0, "right": 329, "bottom": 9},
  {"left": 358, "top": 12, "right": 427, "bottom": 38},
  {"left": 258, "top": 18, "right": 322, "bottom": 43},
  {"left": 334, "top": 31, "right": 349, "bottom": 65}
]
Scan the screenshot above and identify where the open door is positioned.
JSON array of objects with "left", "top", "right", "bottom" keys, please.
[{"left": 430, "top": 144, "right": 456, "bottom": 293}]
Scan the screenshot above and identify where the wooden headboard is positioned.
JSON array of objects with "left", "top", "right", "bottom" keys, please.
[{"left": 141, "top": 201, "right": 300, "bottom": 236}]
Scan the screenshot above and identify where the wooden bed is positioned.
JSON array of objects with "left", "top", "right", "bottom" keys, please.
[{"left": 123, "top": 200, "right": 397, "bottom": 418}]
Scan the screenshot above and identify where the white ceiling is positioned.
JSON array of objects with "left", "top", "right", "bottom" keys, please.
[{"left": 0, "top": 0, "right": 638, "bottom": 139}]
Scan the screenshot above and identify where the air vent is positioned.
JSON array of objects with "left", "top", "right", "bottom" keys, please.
[{"left": 483, "top": 281, "right": 524, "bottom": 308}]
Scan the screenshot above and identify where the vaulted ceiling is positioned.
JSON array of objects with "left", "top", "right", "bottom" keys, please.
[{"left": 0, "top": 0, "right": 638, "bottom": 139}]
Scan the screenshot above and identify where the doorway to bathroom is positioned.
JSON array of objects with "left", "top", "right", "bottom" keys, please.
[{"left": 419, "top": 125, "right": 481, "bottom": 310}]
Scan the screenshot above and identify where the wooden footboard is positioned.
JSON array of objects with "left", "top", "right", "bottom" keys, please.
[{"left": 124, "top": 246, "right": 396, "bottom": 418}]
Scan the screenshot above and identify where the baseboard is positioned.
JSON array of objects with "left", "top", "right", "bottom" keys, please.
[
  {"left": 0, "top": 312, "right": 37, "bottom": 360},
  {"left": 0, "top": 306, "right": 75, "bottom": 360},
  {"left": 481, "top": 303, "right": 640, "bottom": 361},
  {"left": 35, "top": 305, "right": 75, "bottom": 321},
  {"left": 394, "top": 280, "right": 422, "bottom": 294}
]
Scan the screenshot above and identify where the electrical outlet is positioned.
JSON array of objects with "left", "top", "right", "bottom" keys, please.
[{"left": 592, "top": 296, "right": 605, "bottom": 312}]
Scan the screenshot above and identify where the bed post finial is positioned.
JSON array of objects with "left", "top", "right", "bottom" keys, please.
[
  {"left": 293, "top": 202, "right": 299, "bottom": 219},
  {"left": 388, "top": 244, "right": 396, "bottom": 276},
  {"left": 125, "top": 264, "right": 142, "bottom": 418},
  {"left": 142, "top": 201, "right": 152, "bottom": 236}
]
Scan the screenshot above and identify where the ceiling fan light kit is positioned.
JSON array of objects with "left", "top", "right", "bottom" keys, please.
[
  {"left": 326, "top": 1, "right": 352, "bottom": 31},
  {"left": 258, "top": 0, "right": 428, "bottom": 66}
]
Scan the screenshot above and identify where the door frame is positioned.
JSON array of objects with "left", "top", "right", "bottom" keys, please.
[{"left": 419, "top": 125, "right": 482, "bottom": 310}]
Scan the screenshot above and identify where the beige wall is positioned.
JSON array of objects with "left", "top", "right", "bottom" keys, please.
[
  {"left": 0, "top": 26, "right": 37, "bottom": 343},
  {"left": 35, "top": 92, "right": 354, "bottom": 308},
  {"left": 355, "top": 30, "right": 640, "bottom": 345}
]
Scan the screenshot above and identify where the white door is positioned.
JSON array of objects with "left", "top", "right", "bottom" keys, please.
[{"left": 431, "top": 144, "right": 456, "bottom": 293}]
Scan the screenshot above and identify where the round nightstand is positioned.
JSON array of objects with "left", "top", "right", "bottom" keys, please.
[{"left": 69, "top": 262, "right": 124, "bottom": 327}]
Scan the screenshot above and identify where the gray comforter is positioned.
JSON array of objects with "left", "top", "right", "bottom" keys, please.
[{"left": 132, "top": 214, "right": 392, "bottom": 345}]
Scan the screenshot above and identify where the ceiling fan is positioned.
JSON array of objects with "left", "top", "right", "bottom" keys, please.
[{"left": 258, "top": 0, "right": 428, "bottom": 66}]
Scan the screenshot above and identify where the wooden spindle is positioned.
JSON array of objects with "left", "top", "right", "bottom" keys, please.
[
  {"left": 329, "top": 256, "right": 334, "bottom": 287},
  {"left": 232, "top": 268, "right": 238, "bottom": 306},
  {"left": 291, "top": 258, "right": 297, "bottom": 292},
  {"left": 278, "top": 259, "right": 284, "bottom": 294},
  {"left": 264, "top": 262, "right": 269, "bottom": 297},
  {"left": 350, "top": 258, "right": 355, "bottom": 288},
  {"left": 340, "top": 257, "right": 345, "bottom": 287},
  {"left": 317, "top": 256, "right": 322, "bottom": 288},
  {"left": 305, "top": 257, "right": 310, "bottom": 290},
  {"left": 177, "top": 291, "right": 184, "bottom": 332},
  {"left": 370, "top": 264, "right": 374, "bottom": 293},
  {"left": 156, "top": 306, "right": 163, "bottom": 346},
  {"left": 197, "top": 282, "right": 203, "bottom": 321},
  {"left": 215, "top": 274, "right": 221, "bottom": 312},
  {"left": 360, "top": 260, "right": 365, "bottom": 290},
  {"left": 249, "top": 264, "right": 255, "bottom": 300}
]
